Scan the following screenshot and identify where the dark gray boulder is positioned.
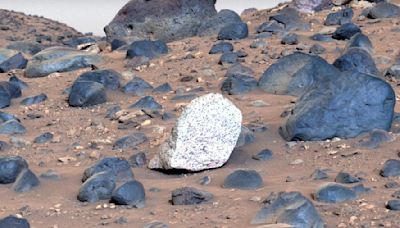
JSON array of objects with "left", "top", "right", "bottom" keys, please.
[
  {"left": 222, "top": 170, "right": 263, "bottom": 190},
  {"left": 0, "top": 215, "right": 30, "bottom": 228},
  {"left": 12, "top": 168, "right": 40, "bottom": 193},
  {"left": 332, "top": 23, "right": 361, "bottom": 40},
  {"left": 68, "top": 81, "right": 106, "bottom": 107},
  {"left": 0, "top": 120, "right": 26, "bottom": 135},
  {"left": 0, "top": 156, "right": 28, "bottom": 184},
  {"left": 381, "top": 159, "right": 400, "bottom": 177},
  {"left": 258, "top": 52, "right": 340, "bottom": 96},
  {"left": 82, "top": 157, "right": 134, "bottom": 182},
  {"left": 33, "top": 132, "right": 54, "bottom": 144},
  {"left": 104, "top": 0, "right": 217, "bottom": 43},
  {"left": 251, "top": 191, "right": 324, "bottom": 227},
  {"left": 0, "top": 53, "right": 28, "bottom": 73},
  {"left": 324, "top": 8, "right": 353, "bottom": 26},
  {"left": 280, "top": 71, "right": 395, "bottom": 141},
  {"left": 171, "top": 187, "right": 213, "bottom": 205},
  {"left": 333, "top": 47, "right": 379, "bottom": 76},
  {"left": 314, "top": 183, "right": 357, "bottom": 203},
  {"left": 153, "top": 83, "right": 173, "bottom": 94},
  {"left": 113, "top": 133, "right": 148, "bottom": 150},
  {"left": 76, "top": 69, "right": 121, "bottom": 90},
  {"left": 0, "top": 81, "right": 21, "bottom": 99},
  {"left": 281, "top": 33, "right": 299, "bottom": 45},
  {"left": 345, "top": 33, "right": 373, "bottom": 54},
  {"left": 111, "top": 180, "right": 145, "bottom": 207},
  {"left": 386, "top": 200, "right": 400, "bottom": 211},
  {"left": 217, "top": 22, "right": 248, "bottom": 40},
  {"left": 198, "top": 9, "right": 243, "bottom": 36},
  {"left": 368, "top": 2, "right": 400, "bottom": 19},
  {"left": 25, "top": 47, "right": 102, "bottom": 78},
  {"left": 78, "top": 172, "right": 116, "bottom": 203},
  {"left": 126, "top": 40, "right": 168, "bottom": 60}
]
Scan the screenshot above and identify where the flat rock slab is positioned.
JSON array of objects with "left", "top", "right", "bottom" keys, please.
[
  {"left": 149, "top": 93, "right": 242, "bottom": 171},
  {"left": 25, "top": 47, "right": 102, "bottom": 78}
]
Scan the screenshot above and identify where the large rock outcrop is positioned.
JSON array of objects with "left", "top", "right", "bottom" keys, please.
[{"left": 104, "top": 0, "right": 217, "bottom": 43}]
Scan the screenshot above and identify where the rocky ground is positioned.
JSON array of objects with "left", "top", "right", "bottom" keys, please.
[{"left": 1, "top": 1, "right": 400, "bottom": 228}]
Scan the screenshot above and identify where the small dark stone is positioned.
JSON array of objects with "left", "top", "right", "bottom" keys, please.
[
  {"left": 311, "top": 169, "right": 328, "bottom": 180},
  {"left": 222, "top": 170, "right": 263, "bottom": 190},
  {"left": 332, "top": 23, "right": 361, "bottom": 40},
  {"left": 171, "top": 187, "right": 213, "bottom": 205},
  {"left": 126, "top": 40, "right": 168, "bottom": 59},
  {"left": 9, "top": 76, "right": 28, "bottom": 90},
  {"left": 309, "top": 43, "right": 326, "bottom": 55},
  {"left": 281, "top": 33, "right": 298, "bottom": 45},
  {"left": 257, "top": 21, "right": 285, "bottom": 34},
  {"left": 0, "top": 156, "right": 28, "bottom": 184},
  {"left": 250, "top": 40, "right": 267, "bottom": 49},
  {"left": 218, "top": 22, "right": 248, "bottom": 40},
  {"left": 392, "top": 190, "right": 400, "bottom": 198},
  {"left": 143, "top": 222, "right": 169, "bottom": 228},
  {"left": 105, "top": 105, "right": 121, "bottom": 120},
  {"left": 40, "top": 169, "right": 60, "bottom": 180},
  {"left": 162, "top": 112, "right": 176, "bottom": 121},
  {"left": 314, "top": 183, "right": 357, "bottom": 203},
  {"left": 111, "top": 180, "right": 145, "bottom": 207},
  {"left": 209, "top": 42, "right": 234, "bottom": 54},
  {"left": 252, "top": 149, "right": 273, "bottom": 161},
  {"left": 200, "top": 176, "right": 211, "bottom": 185},
  {"left": 114, "top": 216, "right": 128, "bottom": 225},
  {"left": 385, "top": 181, "right": 400, "bottom": 189},
  {"left": 33, "top": 132, "right": 53, "bottom": 144},
  {"left": 129, "top": 96, "right": 162, "bottom": 110},
  {"left": 12, "top": 168, "right": 40, "bottom": 193},
  {"left": 0, "top": 215, "right": 30, "bottom": 228},
  {"left": 0, "top": 81, "right": 22, "bottom": 98},
  {"left": 386, "top": 200, "right": 400, "bottom": 211},
  {"left": 310, "top": 33, "right": 333, "bottom": 42},
  {"left": 149, "top": 187, "right": 161, "bottom": 192},
  {"left": 0, "top": 141, "right": 10, "bottom": 151},
  {"left": 78, "top": 172, "right": 116, "bottom": 203},
  {"left": 219, "top": 52, "right": 240, "bottom": 65},
  {"left": 20, "top": 93, "right": 48, "bottom": 106},
  {"left": 68, "top": 81, "right": 106, "bottom": 107},
  {"left": 335, "top": 172, "right": 361, "bottom": 184},
  {"left": 82, "top": 157, "right": 134, "bottom": 182},
  {"left": 381, "top": 159, "right": 400, "bottom": 177},
  {"left": 113, "top": 133, "right": 148, "bottom": 150},
  {"left": 129, "top": 152, "right": 147, "bottom": 168},
  {"left": 235, "top": 126, "right": 255, "bottom": 148},
  {"left": 62, "top": 36, "right": 97, "bottom": 47},
  {"left": 122, "top": 77, "right": 153, "bottom": 96},
  {"left": 153, "top": 83, "right": 172, "bottom": 94},
  {"left": 76, "top": 69, "right": 121, "bottom": 90}
]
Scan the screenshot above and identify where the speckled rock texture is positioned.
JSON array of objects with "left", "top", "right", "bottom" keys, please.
[{"left": 149, "top": 93, "right": 242, "bottom": 171}]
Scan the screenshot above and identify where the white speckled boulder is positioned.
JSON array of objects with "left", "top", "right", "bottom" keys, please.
[{"left": 149, "top": 93, "right": 242, "bottom": 171}]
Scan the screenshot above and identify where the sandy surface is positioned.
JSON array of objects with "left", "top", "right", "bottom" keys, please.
[{"left": 1, "top": 2, "right": 400, "bottom": 228}]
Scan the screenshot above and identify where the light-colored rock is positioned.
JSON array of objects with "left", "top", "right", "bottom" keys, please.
[{"left": 149, "top": 93, "right": 242, "bottom": 171}]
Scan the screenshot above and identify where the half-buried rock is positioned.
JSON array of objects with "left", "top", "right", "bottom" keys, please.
[
  {"left": 25, "top": 47, "right": 102, "bottom": 78},
  {"left": 222, "top": 169, "right": 263, "bottom": 190},
  {"left": 68, "top": 81, "right": 106, "bottom": 107},
  {"left": 258, "top": 52, "right": 340, "bottom": 96},
  {"left": 280, "top": 71, "right": 395, "bottom": 141},
  {"left": 148, "top": 93, "right": 242, "bottom": 171}
]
